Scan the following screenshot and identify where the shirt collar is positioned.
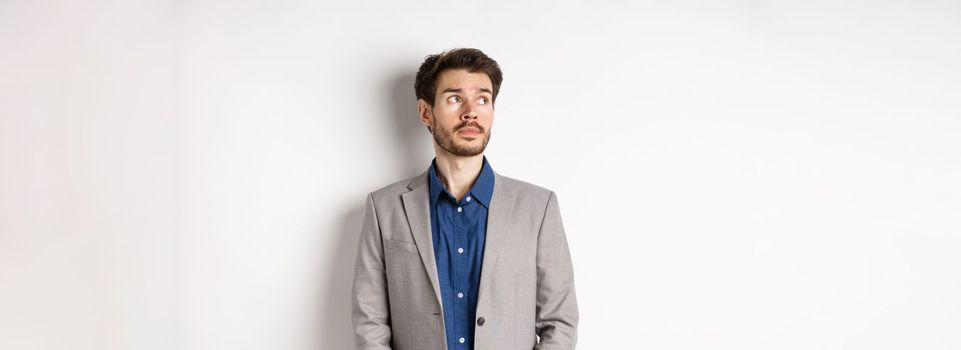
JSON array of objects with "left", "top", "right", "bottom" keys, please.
[{"left": 428, "top": 155, "right": 495, "bottom": 208}]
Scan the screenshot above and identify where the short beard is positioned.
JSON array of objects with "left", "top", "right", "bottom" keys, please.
[{"left": 432, "top": 119, "right": 490, "bottom": 157}]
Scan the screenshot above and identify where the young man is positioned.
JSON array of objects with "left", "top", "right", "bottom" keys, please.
[{"left": 351, "top": 48, "right": 578, "bottom": 350}]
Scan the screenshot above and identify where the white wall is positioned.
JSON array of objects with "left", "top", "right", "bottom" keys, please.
[{"left": 2, "top": 0, "right": 959, "bottom": 349}]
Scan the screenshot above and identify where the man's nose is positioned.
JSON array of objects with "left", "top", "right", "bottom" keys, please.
[{"left": 461, "top": 104, "right": 478, "bottom": 120}]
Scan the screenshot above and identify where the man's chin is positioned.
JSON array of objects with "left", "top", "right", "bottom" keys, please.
[{"left": 449, "top": 146, "right": 486, "bottom": 157}]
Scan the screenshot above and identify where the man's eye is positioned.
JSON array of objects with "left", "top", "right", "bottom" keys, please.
[
  {"left": 477, "top": 97, "right": 488, "bottom": 105},
  {"left": 447, "top": 96, "right": 462, "bottom": 103}
]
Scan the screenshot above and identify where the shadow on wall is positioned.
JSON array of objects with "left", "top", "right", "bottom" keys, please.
[{"left": 318, "top": 70, "right": 426, "bottom": 349}]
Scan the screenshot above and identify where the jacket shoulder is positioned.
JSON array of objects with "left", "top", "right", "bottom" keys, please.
[
  {"left": 367, "top": 171, "right": 425, "bottom": 202},
  {"left": 496, "top": 172, "right": 555, "bottom": 198}
]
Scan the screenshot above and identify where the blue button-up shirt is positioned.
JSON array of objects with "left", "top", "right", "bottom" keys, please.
[{"left": 428, "top": 156, "right": 495, "bottom": 350}]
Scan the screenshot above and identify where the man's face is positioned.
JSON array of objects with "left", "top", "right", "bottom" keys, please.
[{"left": 418, "top": 69, "right": 494, "bottom": 157}]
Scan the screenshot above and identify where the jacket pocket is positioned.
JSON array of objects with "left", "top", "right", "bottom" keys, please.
[{"left": 384, "top": 237, "right": 419, "bottom": 254}]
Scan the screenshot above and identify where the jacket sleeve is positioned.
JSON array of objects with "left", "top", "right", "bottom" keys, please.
[
  {"left": 351, "top": 192, "right": 393, "bottom": 349},
  {"left": 534, "top": 191, "right": 579, "bottom": 349}
]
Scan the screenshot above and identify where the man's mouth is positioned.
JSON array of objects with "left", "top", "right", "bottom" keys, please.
[{"left": 458, "top": 127, "right": 480, "bottom": 135}]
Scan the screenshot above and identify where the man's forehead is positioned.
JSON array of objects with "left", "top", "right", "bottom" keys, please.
[{"left": 437, "top": 69, "right": 492, "bottom": 92}]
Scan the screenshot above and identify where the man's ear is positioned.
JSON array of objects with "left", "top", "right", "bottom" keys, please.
[{"left": 417, "top": 99, "right": 433, "bottom": 134}]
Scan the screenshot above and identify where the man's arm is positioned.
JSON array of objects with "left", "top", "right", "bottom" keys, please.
[
  {"left": 534, "top": 191, "right": 579, "bottom": 349},
  {"left": 351, "top": 192, "right": 392, "bottom": 349}
]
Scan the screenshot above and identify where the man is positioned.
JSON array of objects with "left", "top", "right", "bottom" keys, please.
[{"left": 351, "top": 48, "right": 578, "bottom": 350}]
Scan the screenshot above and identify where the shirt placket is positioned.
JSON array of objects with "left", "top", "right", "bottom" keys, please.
[{"left": 453, "top": 193, "right": 471, "bottom": 348}]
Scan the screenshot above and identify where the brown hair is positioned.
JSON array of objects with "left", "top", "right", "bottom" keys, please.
[{"left": 414, "top": 48, "right": 503, "bottom": 106}]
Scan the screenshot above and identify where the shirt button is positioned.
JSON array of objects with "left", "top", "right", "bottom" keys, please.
[
  {"left": 477, "top": 317, "right": 485, "bottom": 326},
  {"left": 459, "top": 337, "right": 465, "bottom": 343},
  {"left": 457, "top": 207, "right": 462, "bottom": 213},
  {"left": 466, "top": 196, "right": 471, "bottom": 202},
  {"left": 457, "top": 247, "right": 464, "bottom": 254},
  {"left": 457, "top": 292, "right": 464, "bottom": 299}
]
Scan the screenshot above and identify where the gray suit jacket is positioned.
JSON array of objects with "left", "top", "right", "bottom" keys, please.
[{"left": 351, "top": 168, "right": 578, "bottom": 349}]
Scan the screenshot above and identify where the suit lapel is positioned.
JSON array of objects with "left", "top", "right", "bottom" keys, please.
[
  {"left": 478, "top": 171, "right": 515, "bottom": 303},
  {"left": 400, "top": 169, "right": 516, "bottom": 315},
  {"left": 401, "top": 170, "right": 444, "bottom": 309}
]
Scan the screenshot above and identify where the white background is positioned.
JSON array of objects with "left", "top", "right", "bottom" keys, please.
[{"left": 2, "top": 0, "right": 960, "bottom": 349}]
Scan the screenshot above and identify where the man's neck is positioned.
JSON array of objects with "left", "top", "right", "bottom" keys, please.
[{"left": 433, "top": 151, "right": 484, "bottom": 202}]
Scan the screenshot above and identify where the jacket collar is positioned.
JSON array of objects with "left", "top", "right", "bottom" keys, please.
[{"left": 401, "top": 157, "right": 516, "bottom": 314}]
